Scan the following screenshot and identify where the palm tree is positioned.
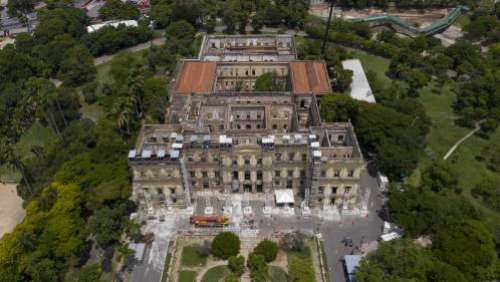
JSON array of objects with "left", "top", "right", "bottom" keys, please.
[
  {"left": 112, "top": 97, "right": 135, "bottom": 135},
  {"left": 27, "top": 78, "right": 63, "bottom": 139},
  {"left": 0, "top": 137, "right": 33, "bottom": 196}
]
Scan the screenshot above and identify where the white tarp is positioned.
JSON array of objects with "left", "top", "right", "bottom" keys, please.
[
  {"left": 275, "top": 189, "right": 294, "bottom": 204},
  {"left": 344, "top": 254, "right": 362, "bottom": 282},
  {"left": 87, "top": 20, "right": 138, "bottom": 33},
  {"left": 342, "top": 59, "right": 376, "bottom": 104},
  {"left": 129, "top": 243, "right": 145, "bottom": 261}
]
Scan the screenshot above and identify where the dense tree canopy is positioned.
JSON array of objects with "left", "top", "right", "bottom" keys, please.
[
  {"left": 434, "top": 220, "right": 497, "bottom": 280},
  {"left": 99, "top": 0, "right": 140, "bottom": 20},
  {"left": 321, "top": 94, "right": 429, "bottom": 179},
  {"left": 357, "top": 239, "right": 467, "bottom": 282}
]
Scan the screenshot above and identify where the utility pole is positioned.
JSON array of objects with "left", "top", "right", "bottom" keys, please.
[{"left": 321, "top": 0, "right": 335, "bottom": 57}]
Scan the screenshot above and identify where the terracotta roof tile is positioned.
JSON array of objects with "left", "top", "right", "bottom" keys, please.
[
  {"left": 175, "top": 61, "right": 216, "bottom": 94},
  {"left": 290, "top": 61, "right": 331, "bottom": 95}
]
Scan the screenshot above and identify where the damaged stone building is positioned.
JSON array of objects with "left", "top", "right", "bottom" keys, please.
[{"left": 128, "top": 34, "right": 365, "bottom": 214}]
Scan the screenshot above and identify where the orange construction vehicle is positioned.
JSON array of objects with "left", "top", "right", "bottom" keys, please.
[{"left": 190, "top": 215, "right": 229, "bottom": 227}]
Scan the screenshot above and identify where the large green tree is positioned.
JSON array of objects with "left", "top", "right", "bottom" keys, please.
[
  {"left": 433, "top": 220, "right": 497, "bottom": 281},
  {"left": 356, "top": 239, "right": 467, "bottom": 282}
]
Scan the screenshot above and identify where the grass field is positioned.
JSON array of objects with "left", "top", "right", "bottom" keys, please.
[
  {"left": 178, "top": 270, "right": 196, "bottom": 282},
  {"left": 201, "top": 265, "right": 229, "bottom": 282},
  {"left": 346, "top": 48, "right": 391, "bottom": 85},
  {"left": 269, "top": 265, "right": 288, "bottom": 282},
  {"left": 180, "top": 245, "right": 207, "bottom": 267},
  {"left": 287, "top": 245, "right": 316, "bottom": 282}
]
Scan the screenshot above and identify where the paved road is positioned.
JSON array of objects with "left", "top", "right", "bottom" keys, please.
[
  {"left": 93, "top": 36, "right": 166, "bottom": 66},
  {"left": 321, "top": 169, "right": 384, "bottom": 282},
  {"left": 257, "top": 169, "right": 384, "bottom": 282}
]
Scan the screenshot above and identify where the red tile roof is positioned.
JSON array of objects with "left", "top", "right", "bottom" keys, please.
[
  {"left": 290, "top": 61, "right": 331, "bottom": 95},
  {"left": 174, "top": 61, "right": 216, "bottom": 94}
]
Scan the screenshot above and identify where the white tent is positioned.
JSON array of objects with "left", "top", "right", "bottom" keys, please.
[
  {"left": 344, "top": 254, "right": 362, "bottom": 282},
  {"left": 86, "top": 20, "right": 138, "bottom": 33},
  {"left": 341, "top": 59, "right": 376, "bottom": 103},
  {"left": 274, "top": 189, "right": 294, "bottom": 204}
]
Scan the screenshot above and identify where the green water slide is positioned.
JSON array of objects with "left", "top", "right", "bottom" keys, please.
[{"left": 350, "top": 5, "right": 469, "bottom": 36}]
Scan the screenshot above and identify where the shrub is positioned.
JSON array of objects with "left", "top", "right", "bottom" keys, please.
[
  {"left": 288, "top": 256, "right": 315, "bottom": 282},
  {"left": 82, "top": 81, "right": 98, "bottom": 104},
  {"left": 280, "top": 231, "right": 305, "bottom": 252},
  {"left": 247, "top": 253, "right": 268, "bottom": 282},
  {"left": 253, "top": 240, "right": 279, "bottom": 262},
  {"left": 228, "top": 255, "right": 245, "bottom": 276},
  {"left": 211, "top": 232, "right": 240, "bottom": 259},
  {"left": 224, "top": 274, "right": 240, "bottom": 282}
]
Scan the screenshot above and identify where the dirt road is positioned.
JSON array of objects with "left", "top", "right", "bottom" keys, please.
[{"left": 0, "top": 184, "right": 25, "bottom": 238}]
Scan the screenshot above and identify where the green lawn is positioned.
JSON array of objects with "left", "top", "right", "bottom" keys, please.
[
  {"left": 346, "top": 48, "right": 391, "bottom": 85},
  {"left": 201, "top": 265, "right": 229, "bottom": 282},
  {"left": 287, "top": 245, "right": 316, "bottom": 282},
  {"left": 180, "top": 245, "right": 207, "bottom": 267},
  {"left": 178, "top": 270, "right": 197, "bottom": 282},
  {"left": 16, "top": 121, "right": 56, "bottom": 160},
  {"left": 269, "top": 265, "right": 288, "bottom": 282}
]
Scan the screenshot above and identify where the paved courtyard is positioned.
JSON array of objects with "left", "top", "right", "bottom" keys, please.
[{"left": 128, "top": 168, "right": 384, "bottom": 282}]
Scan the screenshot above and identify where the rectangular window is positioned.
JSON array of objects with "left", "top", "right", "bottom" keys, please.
[
  {"left": 256, "top": 184, "right": 263, "bottom": 192},
  {"left": 331, "top": 187, "right": 337, "bottom": 194},
  {"left": 348, "top": 170, "right": 354, "bottom": 177},
  {"left": 203, "top": 181, "right": 209, "bottom": 189},
  {"left": 321, "top": 170, "right": 326, "bottom": 177},
  {"left": 288, "top": 170, "right": 293, "bottom": 177},
  {"left": 202, "top": 171, "right": 208, "bottom": 178},
  {"left": 233, "top": 171, "right": 238, "bottom": 180},
  {"left": 244, "top": 158, "right": 250, "bottom": 165},
  {"left": 245, "top": 171, "right": 251, "bottom": 180},
  {"left": 344, "top": 186, "right": 351, "bottom": 194},
  {"left": 318, "top": 186, "right": 324, "bottom": 194},
  {"left": 287, "top": 180, "right": 293, "bottom": 188},
  {"left": 257, "top": 171, "right": 263, "bottom": 180},
  {"left": 275, "top": 170, "right": 280, "bottom": 178},
  {"left": 334, "top": 170, "right": 340, "bottom": 177}
]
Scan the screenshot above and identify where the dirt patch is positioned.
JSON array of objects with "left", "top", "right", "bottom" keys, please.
[
  {"left": 0, "top": 184, "right": 25, "bottom": 238},
  {"left": 0, "top": 37, "right": 16, "bottom": 50}
]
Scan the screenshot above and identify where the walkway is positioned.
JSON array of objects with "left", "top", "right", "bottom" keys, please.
[{"left": 443, "top": 119, "right": 486, "bottom": 160}]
